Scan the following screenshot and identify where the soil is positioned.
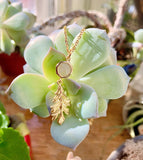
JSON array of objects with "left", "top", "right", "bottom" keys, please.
[{"left": 117, "top": 139, "right": 143, "bottom": 160}]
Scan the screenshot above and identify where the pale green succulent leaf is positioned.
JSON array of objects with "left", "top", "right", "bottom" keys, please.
[
  {"left": 11, "top": 2, "right": 22, "bottom": 11},
  {"left": 42, "top": 47, "right": 66, "bottom": 82},
  {"left": 134, "top": 29, "right": 143, "bottom": 43},
  {"left": 55, "top": 23, "right": 82, "bottom": 55},
  {"left": 0, "top": 29, "right": 15, "bottom": 54},
  {"left": 23, "top": 64, "right": 40, "bottom": 74},
  {"left": 70, "top": 28, "right": 110, "bottom": 80},
  {"left": 90, "top": 48, "right": 117, "bottom": 73},
  {"left": 4, "top": 5, "right": 19, "bottom": 19},
  {"left": 71, "top": 83, "right": 98, "bottom": 119},
  {"left": 98, "top": 98, "right": 108, "bottom": 117},
  {"left": 0, "top": 128, "right": 30, "bottom": 160},
  {"left": 31, "top": 103, "right": 50, "bottom": 118},
  {"left": 79, "top": 65, "right": 130, "bottom": 99},
  {"left": 62, "top": 78, "right": 81, "bottom": 96},
  {"left": 7, "top": 73, "right": 50, "bottom": 109},
  {"left": 48, "top": 29, "right": 61, "bottom": 42},
  {"left": 51, "top": 114, "right": 89, "bottom": 149},
  {"left": 0, "top": 0, "right": 8, "bottom": 21},
  {"left": 46, "top": 91, "right": 55, "bottom": 109},
  {"left": 7, "top": 28, "right": 29, "bottom": 47},
  {"left": 23, "top": 11, "right": 36, "bottom": 29},
  {"left": 24, "top": 35, "right": 54, "bottom": 74},
  {"left": 3, "top": 12, "right": 30, "bottom": 31},
  {"left": 99, "top": 48, "right": 117, "bottom": 68}
]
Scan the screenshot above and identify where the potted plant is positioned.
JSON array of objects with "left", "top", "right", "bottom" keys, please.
[
  {"left": 6, "top": 23, "right": 130, "bottom": 150},
  {"left": 107, "top": 96, "right": 143, "bottom": 159},
  {"left": 0, "top": 0, "right": 36, "bottom": 76},
  {"left": 0, "top": 100, "right": 31, "bottom": 160}
]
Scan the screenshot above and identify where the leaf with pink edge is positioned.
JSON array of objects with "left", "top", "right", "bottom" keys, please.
[
  {"left": 79, "top": 65, "right": 130, "bottom": 99},
  {"left": 42, "top": 47, "right": 66, "bottom": 82},
  {"left": 7, "top": 73, "right": 50, "bottom": 109}
]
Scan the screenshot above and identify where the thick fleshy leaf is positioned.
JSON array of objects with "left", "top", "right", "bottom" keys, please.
[
  {"left": 23, "top": 64, "right": 40, "bottom": 74},
  {"left": 99, "top": 48, "right": 117, "bottom": 68},
  {"left": 134, "top": 29, "right": 143, "bottom": 43},
  {"left": 98, "top": 98, "right": 108, "bottom": 117},
  {"left": 71, "top": 83, "right": 98, "bottom": 119},
  {"left": 7, "top": 73, "right": 50, "bottom": 109},
  {"left": 0, "top": 128, "right": 30, "bottom": 160},
  {"left": 7, "top": 28, "right": 29, "bottom": 47},
  {"left": 63, "top": 78, "right": 81, "bottom": 96},
  {"left": 24, "top": 35, "right": 54, "bottom": 73},
  {"left": 0, "top": 0, "right": 8, "bottom": 20},
  {"left": 51, "top": 114, "right": 89, "bottom": 149},
  {"left": 46, "top": 91, "right": 55, "bottom": 111},
  {"left": 79, "top": 65, "right": 130, "bottom": 99},
  {"left": 55, "top": 23, "right": 82, "bottom": 55},
  {"left": 31, "top": 103, "right": 50, "bottom": 118},
  {"left": 11, "top": 2, "right": 22, "bottom": 11},
  {"left": 23, "top": 11, "right": 36, "bottom": 29},
  {"left": 0, "top": 29, "right": 15, "bottom": 54},
  {"left": 87, "top": 48, "right": 117, "bottom": 74},
  {"left": 4, "top": 5, "right": 19, "bottom": 19},
  {"left": 48, "top": 29, "right": 61, "bottom": 42},
  {"left": 70, "top": 28, "right": 110, "bottom": 80},
  {"left": 3, "top": 12, "right": 30, "bottom": 31},
  {"left": 42, "top": 47, "right": 66, "bottom": 82}
]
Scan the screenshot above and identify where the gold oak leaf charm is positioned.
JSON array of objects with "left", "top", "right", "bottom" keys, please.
[
  {"left": 50, "top": 79, "right": 70, "bottom": 125},
  {"left": 50, "top": 26, "right": 85, "bottom": 125}
]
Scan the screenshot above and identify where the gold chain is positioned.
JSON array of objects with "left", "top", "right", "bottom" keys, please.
[
  {"left": 51, "top": 26, "right": 85, "bottom": 125},
  {"left": 64, "top": 26, "right": 85, "bottom": 61}
]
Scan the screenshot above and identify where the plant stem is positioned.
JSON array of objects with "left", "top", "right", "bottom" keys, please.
[
  {"left": 113, "top": 0, "right": 128, "bottom": 29},
  {"left": 123, "top": 118, "right": 143, "bottom": 129},
  {"left": 31, "top": 10, "right": 112, "bottom": 32},
  {"left": 126, "top": 110, "right": 143, "bottom": 124}
]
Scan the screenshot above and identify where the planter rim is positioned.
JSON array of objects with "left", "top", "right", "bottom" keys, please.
[{"left": 107, "top": 135, "right": 143, "bottom": 160}]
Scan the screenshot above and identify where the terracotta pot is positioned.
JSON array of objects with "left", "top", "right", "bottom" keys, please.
[
  {"left": 0, "top": 52, "right": 26, "bottom": 76},
  {"left": 107, "top": 135, "right": 143, "bottom": 160}
]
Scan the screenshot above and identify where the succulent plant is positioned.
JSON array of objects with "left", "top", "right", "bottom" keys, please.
[
  {"left": 0, "top": 0, "right": 36, "bottom": 54},
  {"left": 7, "top": 24, "right": 130, "bottom": 149},
  {"left": 134, "top": 29, "right": 143, "bottom": 43}
]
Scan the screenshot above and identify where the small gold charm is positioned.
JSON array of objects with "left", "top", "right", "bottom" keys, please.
[
  {"left": 50, "top": 79, "right": 70, "bottom": 125},
  {"left": 56, "top": 61, "right": 72, "bottom": 78}
]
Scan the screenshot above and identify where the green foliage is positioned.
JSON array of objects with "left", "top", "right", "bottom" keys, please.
[
  {"left": 0, "top": 101, "right": 9, "bottom": 128},
  {"left": 7, "top": 24, "right": 130, "bottom": 149},
  {"left": 0, "top": 128, "right": 30, "bottom": 160},
  {"left": 0, "top": 0, "right": 36, "bottom": 54},
  {"left": 0, "top": 101, "right": 6, "bottom": 114}
]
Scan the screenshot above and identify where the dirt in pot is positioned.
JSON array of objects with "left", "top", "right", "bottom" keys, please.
[{"left": 118, "top": 139, "right": 143, "bottom": 160}]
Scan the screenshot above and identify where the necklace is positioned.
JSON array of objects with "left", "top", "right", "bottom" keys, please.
[{"left": 50, "top": 26, "right": 85, "bottom": 125}]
